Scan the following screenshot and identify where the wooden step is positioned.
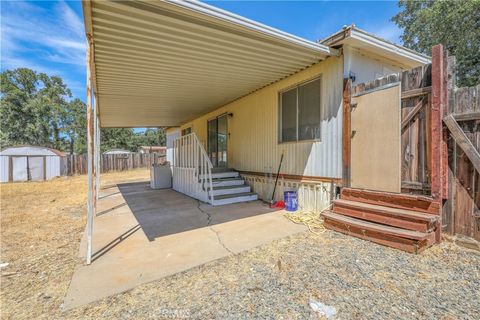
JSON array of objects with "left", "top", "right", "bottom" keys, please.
[
  {"left": 332, "top": 199, "right": 438, "bottom": 232},
  {"left": 341, "top": 187, "right": 440, "bottom": 214},
  {"left": 322, "top": 211, "right": 435, "bottom": 254}
]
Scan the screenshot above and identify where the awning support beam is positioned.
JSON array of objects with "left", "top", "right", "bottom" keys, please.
[{"left": 86, "top": 35, "right": 96, "bottom": 265}]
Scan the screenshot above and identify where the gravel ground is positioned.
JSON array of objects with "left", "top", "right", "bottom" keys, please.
[
  {"left": 67, "top": 231, "right": 479, "bottom": 320},
  {"left": 2, "top": 171, "right": 479, "bottom": 319}
]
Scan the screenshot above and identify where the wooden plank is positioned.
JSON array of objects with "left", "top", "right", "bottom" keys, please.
[
  {"left": 341, "top": 187, "right": 440, "bottom": 214},
  {"left": 342, "top": 78, "right": 351, "bottom": 187},
  {"left": 441, "top": 49, "right": 449, "bottom": 201},
  {"left": 324, "top": 219, "right": 422, "bottom": 253},
  {"left": 332, "top": 200, "right": 437, "bottom": 232},
  {"left": 322, "top": 210, "right": 432, "bottom": 240},
  {"left": 444, "top": 115, "right": 480, "bottom": 173},
  {"left": 431, "top": 44, "right": 445, "bottom": 246},
  {"left": 453, "top": 112, "right": 480, "bottom": 122},
  {"left": 402, "top": 86, "right": 432, "bottom": 99},
  {"left": 454, "top": 147, "right": 474, "bottom": 237},
  {"left": 401, "top": 98, "right": 424, "bottom": 130}
]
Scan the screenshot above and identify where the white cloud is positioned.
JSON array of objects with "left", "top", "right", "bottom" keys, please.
[
  {"left": 1, "top": 0, "right": 85, "bottom": 67},
  {"left": 1, "top": 1, "right": 86, "bottom": 98},
  {"left": 57, "top": 0, "right": 85, "bottom": 39}
]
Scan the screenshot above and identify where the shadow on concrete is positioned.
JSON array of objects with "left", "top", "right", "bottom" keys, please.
[
  {"left": 117, "top": 181, "right": 278, "bottom": 241},
  {"left": 91, "top": 224, "right": 141, "bottom": 262},
  {"left": 96, "top": 202, "right": 127, "bottom": 217}
]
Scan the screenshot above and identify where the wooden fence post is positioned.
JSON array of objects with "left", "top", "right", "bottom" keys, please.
[
  {"left": 431, "top": 44, "right": 449, "bottom": 242},
  {"left": 342, "top": 78, "right": 352, "bottom": 188}
]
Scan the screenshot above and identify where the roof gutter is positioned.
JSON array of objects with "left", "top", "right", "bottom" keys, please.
[{"left": 349, "top": 28, "right": 431, "bottom": 65}]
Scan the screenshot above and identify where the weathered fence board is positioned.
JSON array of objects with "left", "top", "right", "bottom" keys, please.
[
  {"left": 400, "top": 65, "right": 432, "bottom": 195},
  {"left": 445, "top": 82, "right": 480, "bottom": 241},
  {"left": 63, "top": 153, "right": 165, "bottom": 175}
]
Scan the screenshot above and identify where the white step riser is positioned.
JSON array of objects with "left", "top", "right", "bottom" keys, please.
[
  {"left": 209, "top": 179, "right": 245, "bottom": 187},
  {"left": 200, "top": 172, "right": 239, "bottom": 179},
  {"left": 213, "top": 194, "right": 258, "bottom": 206},
  {"left": 212, "top": 186, "right": 250, "bottom": 196}
]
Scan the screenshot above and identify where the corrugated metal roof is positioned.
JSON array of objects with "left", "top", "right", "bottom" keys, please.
[
  {"left": 0, "top": 146, "right": 65, "bottom": 157},
  {"left": 83, "top": 0, "right": 334, "bottom": 127}
]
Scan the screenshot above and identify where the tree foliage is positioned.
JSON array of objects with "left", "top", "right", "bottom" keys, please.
[
  {"left": 392, "top": 0, "right": 480, "bottom": 87},
  {"left": 1, "top": 68, "right": 166, "bottom": 154}
]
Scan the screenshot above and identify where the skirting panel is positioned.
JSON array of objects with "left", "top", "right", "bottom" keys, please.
[{"left": 241, "top": 174, "right": 336, "bottom": 213}]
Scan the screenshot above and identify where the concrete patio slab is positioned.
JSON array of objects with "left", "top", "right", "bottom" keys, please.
[{"left": 64, "top": 181, "right": 306, "bottom": 310}]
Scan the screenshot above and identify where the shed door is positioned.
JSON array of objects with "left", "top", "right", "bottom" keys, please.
[
  {"left": 29, "top": 156, "right": 45, "bottom": 181},
  {"left": 350, "top": 85, "right": 401, "bottom": 193},
  {"left": 12, "top": 157, "right": 28, "bottom": 182}
]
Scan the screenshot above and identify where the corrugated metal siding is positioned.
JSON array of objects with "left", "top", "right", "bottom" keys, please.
[
  {"left": 0, "top": 156, "right": 9, "bottom": 183},
  {"left": 181, "top": 56, "right": 343, "bottom": 179},
  {"left": 0, "top": 155, "right": 62, "bottom": 182},
  {"left": 45, "top": 157, "right": 61, "bottom": 179}
]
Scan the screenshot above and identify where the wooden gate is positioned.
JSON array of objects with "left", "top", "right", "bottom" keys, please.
[
  {"left": 342, "top": 44, "right": 480, "bottom": 244},
  {"left": 443, "top": 57, "right": 480, "bottom": 241},
  {"left": 400, "top": 65, "right": 432, "bottom": 194}
]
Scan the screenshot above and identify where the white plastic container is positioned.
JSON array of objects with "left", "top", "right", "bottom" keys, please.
[{"left": 150, "top": 163, "right": 172, "bottom": 189}]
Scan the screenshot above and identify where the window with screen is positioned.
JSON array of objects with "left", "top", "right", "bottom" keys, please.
[{"left": 279, "top": 77, "right": 321, "bottom": 142}]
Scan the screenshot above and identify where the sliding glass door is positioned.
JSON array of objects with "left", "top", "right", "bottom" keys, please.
[{"left": 207, "top": 114, "right": 228, "bottom": 167}]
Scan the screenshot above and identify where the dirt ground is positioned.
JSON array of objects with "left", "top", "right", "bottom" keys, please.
[{"left": 1, "top": 170, "right": 479, "bottom": 319}]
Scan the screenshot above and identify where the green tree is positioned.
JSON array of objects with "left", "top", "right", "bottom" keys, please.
[
  {"left": 100, "top": 128, "right": 137, "bottom": 153},
  {"left": 65, "top": 98, "right": 87, "bottom": 154},
  {"left": 1, "top": 68, "right": 74, "bottom": 148},
  {"left": 1, "top": 68, "right": 166, "bottom": 154},
  {"left": 135, "top": 128, "right": 166, "bottom": 147},
  {"left": 392, "top": 0, "right": 480, "bottom": 87}
]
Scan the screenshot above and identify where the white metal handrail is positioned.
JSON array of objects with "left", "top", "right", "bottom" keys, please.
[{"left": 172, "top": 133, "right": 214, "bottom": 204}]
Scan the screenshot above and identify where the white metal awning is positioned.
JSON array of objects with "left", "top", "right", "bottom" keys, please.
[{"left": 83, "top": 0, "right": 335, "bottom": 127}]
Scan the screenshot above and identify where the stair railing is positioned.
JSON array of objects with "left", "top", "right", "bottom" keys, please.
[{"left": 172, "top": 132, "right": 214, "bottom": 204}]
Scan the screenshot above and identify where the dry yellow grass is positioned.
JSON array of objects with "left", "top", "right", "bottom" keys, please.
[{"left": 0, "top": 169, "right": 149, "bottom": 319}]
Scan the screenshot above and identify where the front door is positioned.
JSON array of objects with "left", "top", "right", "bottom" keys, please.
[{"left": 207, "top": 114, "right": 228, "bottom": 167}]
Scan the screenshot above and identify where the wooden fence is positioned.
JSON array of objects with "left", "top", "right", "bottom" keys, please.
[
  {"left": 443, "top": 56, "right": 480, "bottom": 241},
  {"left": 348, "top": 46, "right": 479, "bottom": 242},
  {"left": 63, "top": 153, "right": 166, "bottom": 175}
]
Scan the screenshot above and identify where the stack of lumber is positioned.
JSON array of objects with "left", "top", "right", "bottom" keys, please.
[{"left": 322, "top": 188, "right": 440, "bottom": 253}]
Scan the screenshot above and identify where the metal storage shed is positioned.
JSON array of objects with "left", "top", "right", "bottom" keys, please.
[{"left": 0, "top": 146, "right": 65, "bottom": 182}]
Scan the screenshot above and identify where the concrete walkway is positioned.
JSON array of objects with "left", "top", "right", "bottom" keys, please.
[{"left": 64, "top": 181, "right": 306, "bottom": 309}]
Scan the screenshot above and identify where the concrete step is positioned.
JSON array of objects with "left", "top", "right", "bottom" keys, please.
[
  {"left": 200, "top": 171, "right": 239, "bottom": 179},
  {"left": 322, "top": 210, "right": 435, "bottom": 254},
  {"left": 210, "top": 185, "right": 251, "bottom": 196},
  {"left": 332, "top": 199, "right": 438, "bottom": 232},
  {"left": 212, "top": 192, "right": 258, "bottom": 206},
  {"left": 211, "top": 167, "right": 236, "bottom": 173},
  {"left": 209, "top": 177, "right": 245, "bottom": 187}
]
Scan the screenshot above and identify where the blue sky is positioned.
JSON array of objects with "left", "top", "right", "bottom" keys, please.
[{"left": 1, "top": 0, "right": 403, "bottom": 102}]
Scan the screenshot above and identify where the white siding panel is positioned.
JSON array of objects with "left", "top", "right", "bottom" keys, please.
[{"left": 344, "top": 46, "right": 403, "bottom": 85}]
